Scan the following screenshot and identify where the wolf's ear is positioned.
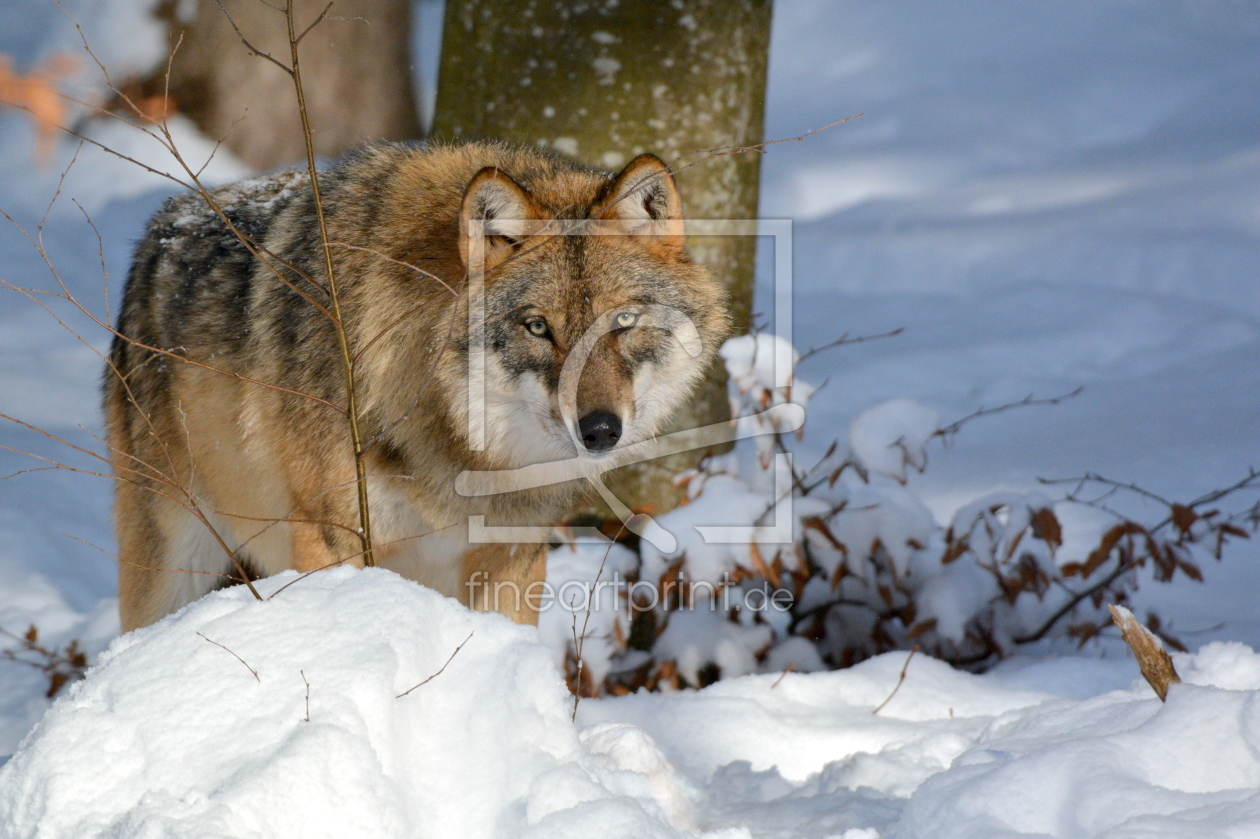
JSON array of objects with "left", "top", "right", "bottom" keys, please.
[
  {"left": 459, "top": 168, "right": 540, "bottom": 273},
  {"left": 600, "top": 154, "right": 684, "bottom": 258}
]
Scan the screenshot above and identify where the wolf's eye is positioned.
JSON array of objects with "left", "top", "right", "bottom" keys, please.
[
  {"left": 525, "top": 318, "right": 550, "bottom": 338},
  {"left": 614, "top": 311, "right": 639, "bottom": 330}
]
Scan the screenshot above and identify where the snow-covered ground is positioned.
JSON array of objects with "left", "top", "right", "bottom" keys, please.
[
  {"left": 8, "top": 569, "right": 1260, "bottom": 838},
  {"left": 2, "top": 2, "right": 1259, "bottom": 837}
]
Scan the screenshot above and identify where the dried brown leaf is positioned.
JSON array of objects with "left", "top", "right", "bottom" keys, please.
[
  {"left": 1031, "top": 507, "right": 1063, "bottom": 553},
  {"left": 1082, "top": 522, "right": 1146, "bottom": 578},
  {"left": 1170, "top": 503, "right": 1198, "bottom": 535},
  {"left": 1177, "top": 559, "right": 1203, "bottom": 582},
  {"left": 1221, "top": 524, "right": 1251, "bottom": 540},
  {"left": 804, "top": 517, "right": 846, "bottom": 553},
  {"left": 906, "top": 618, "right": 937, "bottom": 640},
  {"left": 749, "top": 541, "right": 781, "bottom": 587},
  {"left": 941, "top": 538, "right": 969, "bottom": 565}
]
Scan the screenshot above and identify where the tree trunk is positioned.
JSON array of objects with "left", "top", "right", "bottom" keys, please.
[
  {"left": 157, "top": 0, "right": 421, "bottom": 171},
  {"left": 433, "top": 0, "right": 772, "bottom": 517}
]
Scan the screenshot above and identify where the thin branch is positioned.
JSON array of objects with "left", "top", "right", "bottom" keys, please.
[
  {"left": 397, "top": 632, "right": 474, "bottom": 698},
  {"left": 359, "top": 391, "right": 424, "bottom": 453},
  {"left": 0, "top": 404, "right": 263, "bottom": 601},
  {"left": 300, "top": 669, "right": 311, "bottom": 721},
  {"left": 572, "top": 527, "right": 621, "bottom": 717},
  {"left": 669, "top": 115, "right": 864, "bottom": 177},
  {"left": 197, "top": 631, "right": 260, "bottom": 682},
  {"left": 1038, "top": 472, "right": 1173, "bottom": 509},
  {"left": 936, "top": 386, "right": 1084, "bottom": 440},
  {"left": 484, "top": 118, "right": 865, "bottom": 279},
  {"left": 1013, "top": 468, "right": 1260, "bottom": 645},
  {"left": 329, "top": 242, "right": 458, "bottom": 297},
  {"left": 266, "top": 558, "right": 349, "bottom": 600},
  {"left": 118, "top": 556, "right": 240, "bottom": 581},
  {"left": 1185, "top": 467, "right": 1260, "bottom": 511},
  {"left": 285, "top": 0, "right": 375, "bottom": 566},
  {"left": 295, "top": 1, "right": 335, "bottom": 44},
  {"left": 213, "top": 509, "right": 364, "bottom": 539},
  {"left": 213, "top": 0, "right": 293, "bottom": 74},
  {"left": 0, "top": 224, "right": 346, "bottom": 415},
  {"left": 770, "top": 663, "right": 796, "bottom": 689},
  {"left": 53, "top": 23, "right": 338, "bottom": 312},
  {"left": 872, "top": 645, "right": 919, "bottom": 714},
  {"left": 797, "top": 327, "right": 904, "bottom": 364},
  {"left": 264, "top": 521, "right": 460, "bottom": 601}
]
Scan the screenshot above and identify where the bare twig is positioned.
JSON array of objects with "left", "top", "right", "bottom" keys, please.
[
  {"left": 295, "top": 1, "right": 336, "bottom": 45},
  {"left": 397, "top": 632, "right": 474, "bottom": 698},
  {"left": 9, "top": 3, "right": 383, "bottom": 600},
  {"left": 0, "top": 407, "right": 262, "bottom": 600},
  {"left": 936, "top": 387, "right": 1085, "bottom": 441},
  {"left": 1039, "top": 471, "right": 1173, "bottom": 508},
  {"left": 213, "top": 0, "right": 292, "bottom": 73},
  {"left": 300, "top": 669, "right": 311, "bottom": 721},
  {"left": 572, "top": 526, "right": 621, "bottom": 717},
  {"left": 283, "top": 0, "right": 375, "bottom": 566},
  {"left": 264, "top": 521, "right": 460, "bottom": 601},
  {"left": 669, "top": 115, "right": 865, "bottom": 176},
  {"left": 872, "top": 645, "right": 919, "bottom": 714},
  {"left": 486, "top": 117, "right": 866, "bottom": 279},
  {"left": 197, "top": 632, "right": 260, "bottom": 682},
  {"left": 51, "top": 20, "right": 340, "bottom": 315},
  {"left": 329, "top": 242, "right": 458, "bottom": 297},
  {"left": 67, "top": 535, "right": 240, "bottom": 582},
  {"left": 0, "top": 234, "right": 346, "bottom": 416},
  {"left": 770, "top": 663, "right": 796, "bottom": 690},
  {"left": 1009, "top": 469, "right": 1260, "bottom": 646},
  {"left": 0, "top": 625, "right": 89, "bottom": 698},
  {"left": 797, "top": 327, "right": 905, "bottom": 364}
]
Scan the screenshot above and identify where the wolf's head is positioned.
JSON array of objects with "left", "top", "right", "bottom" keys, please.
[{"left": 453, "top": 154, "right": 729, "bottom": 469}]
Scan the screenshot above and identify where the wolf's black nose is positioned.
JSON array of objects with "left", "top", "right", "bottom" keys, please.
[{"left": 578, "top": 410, "right": 622, "bottom": 452}]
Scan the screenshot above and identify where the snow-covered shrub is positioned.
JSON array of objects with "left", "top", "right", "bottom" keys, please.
[
  {"left": 546, "top": 332, "right": 1260, "bottom": 693},
  {"left": 0, "top": 624, "right": 88, "bottom": 698}
]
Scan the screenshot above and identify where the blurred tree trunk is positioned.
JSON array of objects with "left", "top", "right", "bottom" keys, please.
[
  {"left": 156, "top": 0, "right": 421, "bottom": 170},
  {"left": 433, "top": 0, "right": 772, "bottom": 517}
]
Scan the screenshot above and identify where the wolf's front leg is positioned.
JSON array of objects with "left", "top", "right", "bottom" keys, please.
[{"left": 460, "top": 543, "right": 548, "bottom": 626}]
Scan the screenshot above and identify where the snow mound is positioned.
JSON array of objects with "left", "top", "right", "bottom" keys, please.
[
  {"left": 897, "top": 681, "right": 1260, "bottom": 838},
  {"left": 9, "top": 570, "right": 1260, "bottom": 838},
  {"left": 0, "top": 568, "right": 698, "bottom": 839},
  {"left": 582, "top": 647, "right": 1260, "bottom": 838}
]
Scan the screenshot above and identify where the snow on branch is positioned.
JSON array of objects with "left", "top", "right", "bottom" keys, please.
[{"left": 544, "top": 331, "right": 1260, "bottom": 693}]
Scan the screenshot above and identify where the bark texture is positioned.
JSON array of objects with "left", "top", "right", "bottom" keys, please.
[
  {"left": 433, "top": 0, "right": 772, "bottom": 514},
  {"left": 158, "top": 0, "right": 421, "bottom": 170}
]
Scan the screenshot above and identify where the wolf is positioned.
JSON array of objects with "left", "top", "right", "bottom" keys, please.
[{"left": 105, "top": 141, "right": 729, "bottom": 632}]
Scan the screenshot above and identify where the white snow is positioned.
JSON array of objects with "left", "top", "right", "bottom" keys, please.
[
  {"left": 12, "top": 566, "right": 1260, "bottom": 839},
  {"left": 847, "top": 399, "right": 939, "bottom": 483},
  {"left": 2, "top": 1, "right": 1260, "bottom": 837},
  {"left": 0, "top": 568, "right": 700, "bottom": 838}
]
